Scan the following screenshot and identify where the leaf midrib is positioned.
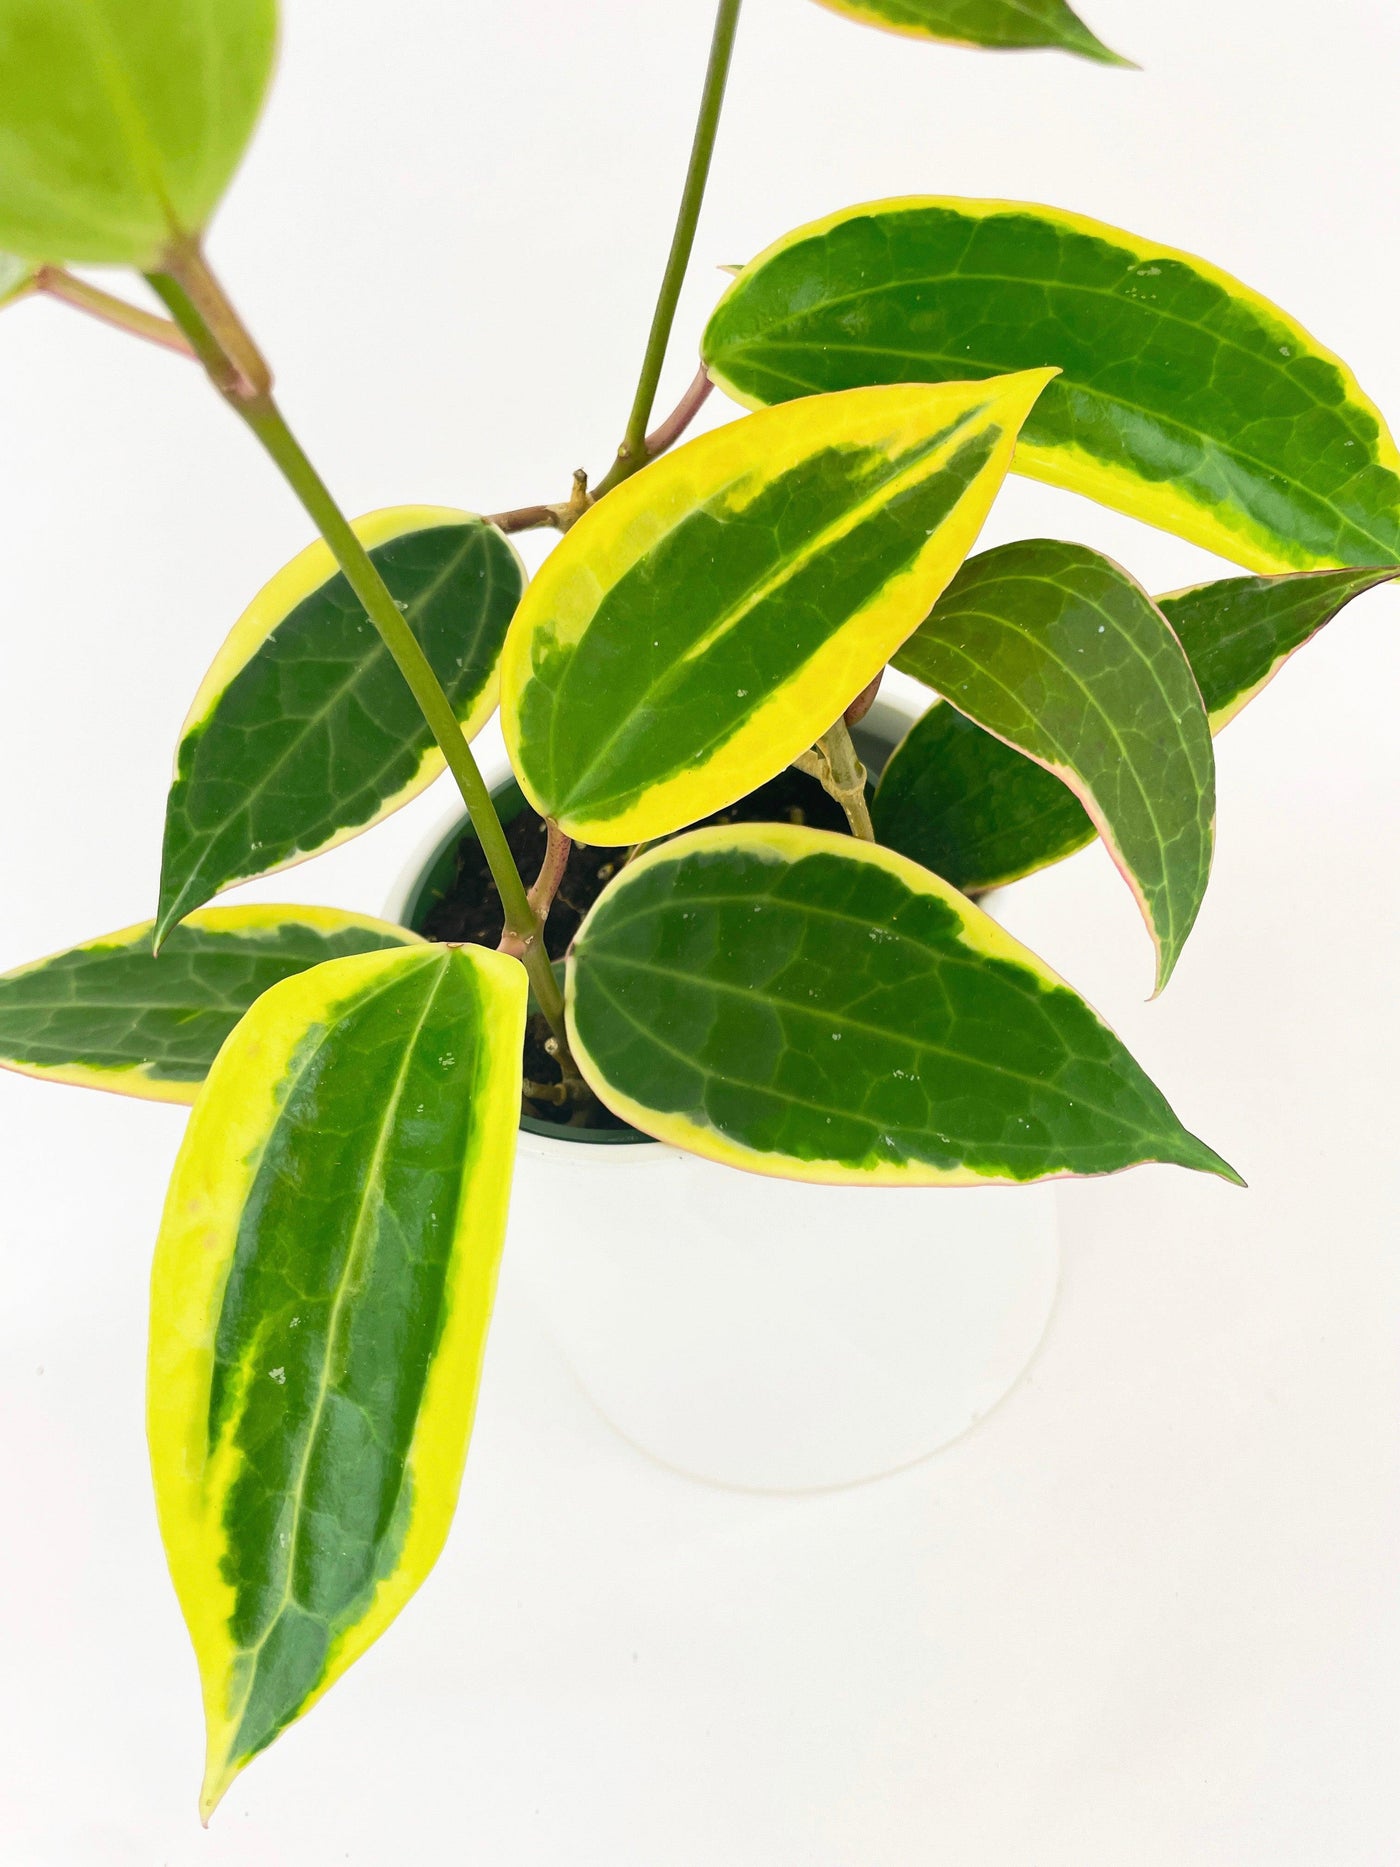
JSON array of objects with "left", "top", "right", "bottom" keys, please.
[
  {"left": 724, "top": 304, "right": 1399, "bottom": 558},
  {"left": 548, "top": 409, "right": 986, "bottom": 813},
  {"left": 584, "top": 956, "right": 1153, "bottom": 1150},
  {"left": 218, "top": 951, "right": 447, "bottom": 1732}
]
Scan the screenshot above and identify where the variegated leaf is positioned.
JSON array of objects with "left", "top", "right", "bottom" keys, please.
[
  {"left": 567, "top": 824, "right": 1237, "bottom": 1186},
  {"left": 149, "top": 942, "right": 525, "bottom": 1818},
  {"left": 703, "top": 198, "right": 1400, "bottom": 572},
  {"left": 501, "top": 373, "right": 1053, "bottom": 843}
]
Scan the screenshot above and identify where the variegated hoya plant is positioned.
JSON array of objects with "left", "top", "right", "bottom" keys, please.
[{"left": 0, "top": 0, "right": 1393, "bottom": 1821}]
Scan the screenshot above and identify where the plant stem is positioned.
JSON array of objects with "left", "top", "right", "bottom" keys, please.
[
  {"left": 638, "top": 363, "right": 713, "bottom": 461},
  {"left": 145, "top": 248, "right": 578, "bottom": 1068},
  {"left": 593, "top": 0, "right": 742, "bottom": 500},
  {"left": 485, "top": 367, "right": 715, "bottom": 535},
  {"left": 528, "top": 820, "right": 573, "bottom": 926},
  {"left": 485, "top": 502, "right": 558, "bottom": 536},
  {"left": 816, "top": 716, "right": 875, "bottom": 841},
  {"left": 34, "top": 267, "right": 194, "bottom": 357}
]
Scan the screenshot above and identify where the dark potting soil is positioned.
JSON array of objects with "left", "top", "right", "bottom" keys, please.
[{"left": 416, "top": 766, "right": 855, "bottom": 1130}]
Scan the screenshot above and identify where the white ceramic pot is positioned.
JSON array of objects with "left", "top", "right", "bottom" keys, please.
[{"left": 389, "top": 695, "right": 1059, "bottom": 1492}]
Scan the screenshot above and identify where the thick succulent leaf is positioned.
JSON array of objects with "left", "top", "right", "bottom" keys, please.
[
  {"left": 501, "top": 373, "right": 1053, "bottom": 844},
  {"left": 0, "top": 0, "right": 277, "bottom": 266},
  {"left": 567, "top": 824, "right": 1237, "bottom": 1186},
  {"left": 892, "top": 540, "right": 1215, "bottom": 990},
  {"left": 0, "top": 251, "right": 35, "bottom": 305},
  {"left": 0, "top": 905, "right": 422, "bottom": 1103},
  {"left": 703, "top": 198, "right": 1400, "bottom": 573},
  {"left": 874, "top": 563, "right": 1396, "bottom": 893},
  {"left": 810, "top": 0, "right": 1127, "bottom": 63},
  {"left": 148, "top": 942, "right": 525, "bottom": 1820},
  {"left": 157, "top": 508, "right": 523, "bottom": 945}
]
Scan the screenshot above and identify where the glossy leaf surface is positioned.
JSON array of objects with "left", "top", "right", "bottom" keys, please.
[
  {"left": 157, "top": 508, "right": 523, "bottom": 945},
  {"left": 703, "top": 198, "right": 1400, "bottom": 572},
  {"left": 810, "top": 0, "right": 1126, "bottom": 62},
  {"left": 0, "top": 0, "right": 277, "bottom": 265},
  {"left": 501, "top": 374, "right": 1052, "bottom": 843},
  {"left": 875, "top": 563, "right": 1395, "bottom": 892},
  {"left": 149, "top": 942, "right": 525, "bottom": 1819},
  {"left": 1162, "top": 563, "right": 1398, "bottom": 730},
  {"left": 893, "top": 541, "right": 1215, "bottom": 989},
  {"left": 568, "top": 824, "right": 1236, "bottom": 1186},
  {"left": 0, "top": 905, "right": 421, "bottom": 1103}
]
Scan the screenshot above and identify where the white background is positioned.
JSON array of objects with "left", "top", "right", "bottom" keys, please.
[{"left": 2, "top": 0, "right": 1399, "bottom": 1859}]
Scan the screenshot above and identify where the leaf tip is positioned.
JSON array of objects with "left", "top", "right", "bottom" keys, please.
[
  {"left": 152, "top": 890, "right": 190, "bottom": 957},
  {"left": 198, "top": 1751, "right": 239, "bottom": 1827},
  {"left": 1177, "top": 1131, "right": 1246, "bottom": 1188}
]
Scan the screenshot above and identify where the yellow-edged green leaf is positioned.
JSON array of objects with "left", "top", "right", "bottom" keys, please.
[
  {"left": 810, "top": 0, "right": 1128, "bottom": 63},
  {"left": 0, "top": 905, "right": 422, "bottom": 1103},
  {"left": 567, "top": 823, "right": 1237, "bottom": 1185},
  {"left": 892, "top": 540, "right": 1215, "bottom": 991},
  {"left": 149, "top": 941, "right": 525, "bottom": 1819},
  {"left": 157, "top": 507, "right": 523, "bottom": 945},
  {"left": 0, "top": 0, "right": 277, "bottom": 266},
  {"left": 703, "top": 198, "right": 1400, "bottom": 573},
  {"left": 874, "top": 562, "right": 1397, "bottom": 893},
  {"left": 500, "top": 373, "right": 1054, "bottom": 844}
]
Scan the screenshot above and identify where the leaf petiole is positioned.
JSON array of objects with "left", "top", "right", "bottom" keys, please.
[
  {"left": 31, "top": 267, "right": 194, "bottom": 357},
  {"left": 802, "top": 717, "right": 875, "bottom": 841}
]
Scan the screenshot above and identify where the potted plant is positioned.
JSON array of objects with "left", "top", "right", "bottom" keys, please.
[{"left": 0, "top": 0, "right": 1394, "bottom": 1823}]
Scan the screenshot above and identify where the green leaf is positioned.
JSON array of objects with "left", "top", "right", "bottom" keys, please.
[
  {"left": 874, "top": 700, "right": 1094, "bottom": 893},
  {"left": 567, "top": 824, "right": 1237, "bottom": 1186},
  {"left": 0, "top": 904, "right": 422, "bottom": 1102},
  {"left": 1161, "top": 563, "right": 1399, "bottom": 730},
  {"left": 157, "top": 508, "right": 523, "bottom": 946},
  {"left": 892, "top": 540, "right": 1215, "bottom": 991},
  {"left": 148, "top": 941, "right": 526, "bottom": 1820},
  {"left": 0, "top": 249, "right": 35, "bottom": 305},
  {"left": 703, "top": 198, "right": 1400, "bottom": 573},
  {"left": 809, "top": 0, "right": 1128, "bottom": 63},
  {"left": 0, "top": 0, "right": 277, "bottom": 266},
  {"left": 501, "top": 372, "right": 1054, "bottom": 844},
  {"left": 874, "top": 562, "right": 1396, "bottom": 893}
]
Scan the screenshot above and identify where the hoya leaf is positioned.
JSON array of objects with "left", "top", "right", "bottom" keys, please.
[
  {"left": 875, "top": 562, "right": 1396, "bottom": 893},
  {"left": 0, "top": 0, "right": 277, "bottom": 266},
  {"left": 874, "top": 701, "right": 1094, "bottom": 893},
  {"left": 892, "top": 540, "right": 1215, "bottom": 991},
  {"left": 809, "top": 0, "right": 1128, "bottom": 64},
  {"left": 148, "top": 942, "right": 526, "bottom": 1820},
  {"left": 157, "top": 508, "right": 523, "bottom": 946},
  {"left": 501, "top": 373, "right": 1054, "bottom": 844},
  {"left": 1161, "top": 564, "right": 1399, "bottom": 730},
  {"left": 567, "top": 824, "right": 1237, "bottom": 1186},
  {"left": 703, "top": 198, "right": 1400, "bottom": 573},
  {"left": 0, "top": 905, "right": 422, "bottom": 1103}
]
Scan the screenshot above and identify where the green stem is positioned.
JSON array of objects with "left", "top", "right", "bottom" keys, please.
[
  {"left": 816, "top": 717, "right": 875, "bottom": 841},
  {"left": 593, "top": 0, "right": 742, "bottom": 500},
  {"left": 145, "top": 255, "right": 578, "bottom": 1066}
]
